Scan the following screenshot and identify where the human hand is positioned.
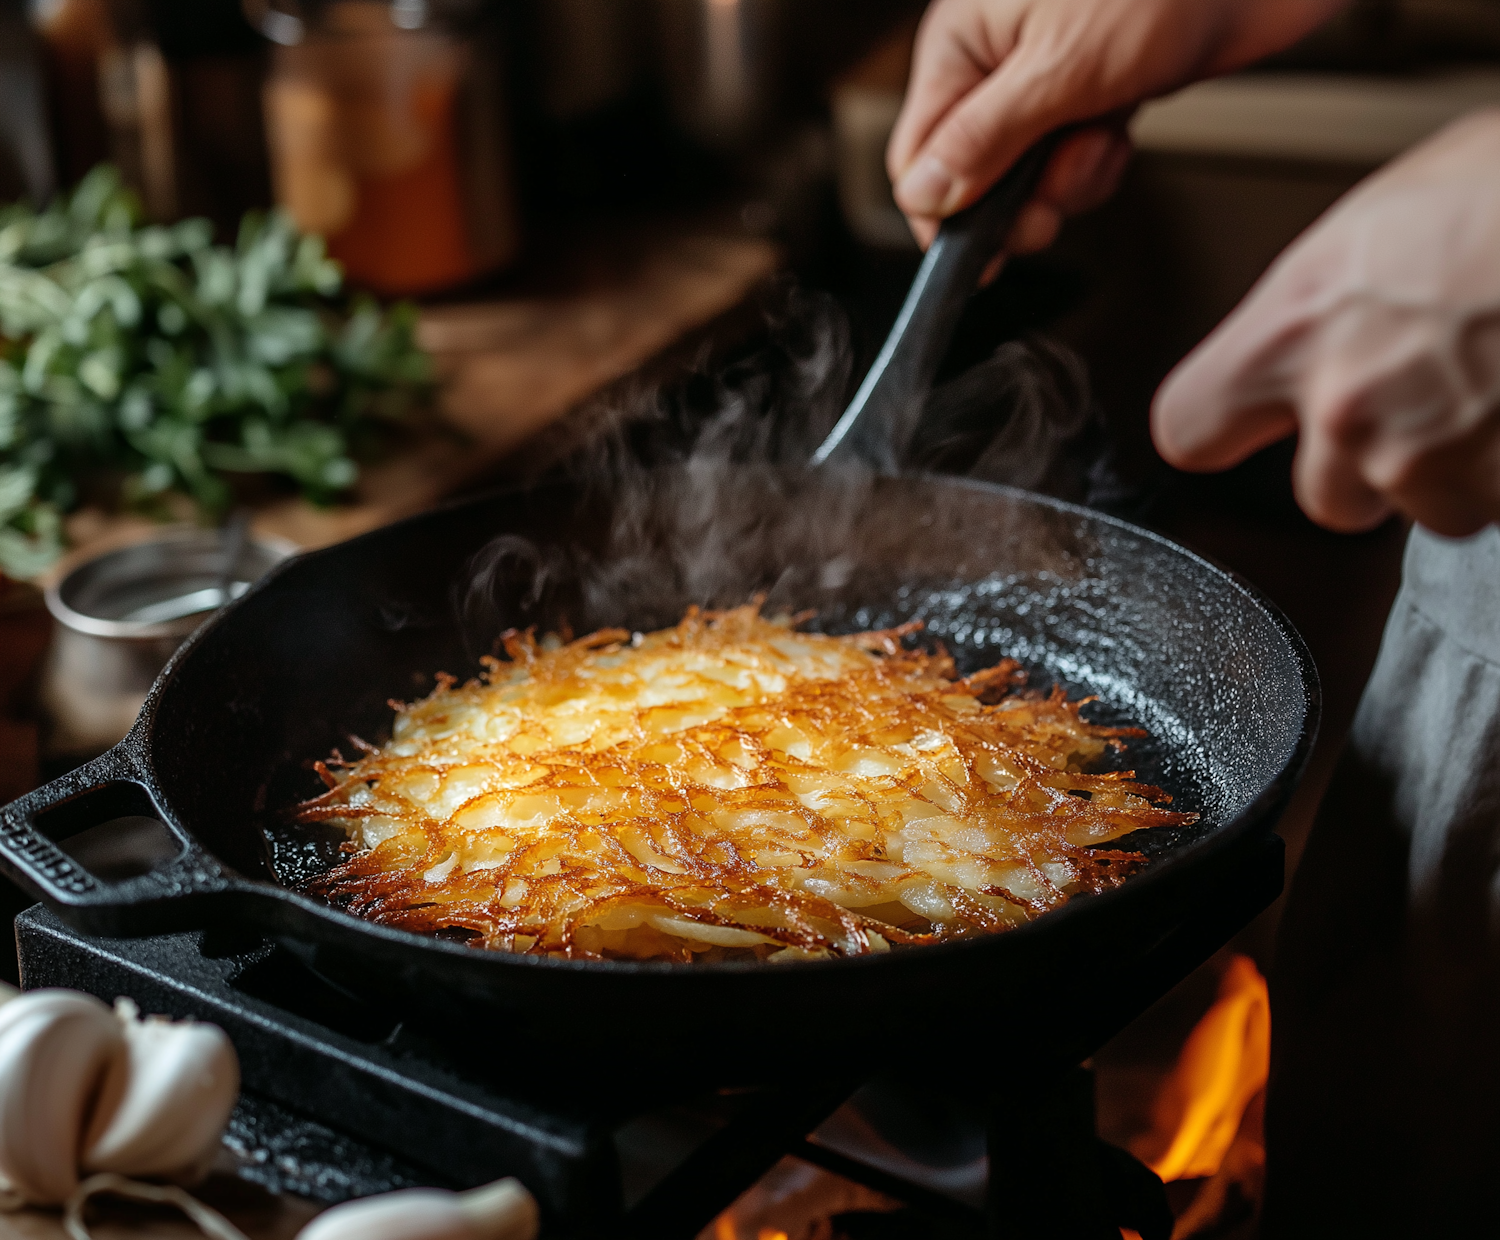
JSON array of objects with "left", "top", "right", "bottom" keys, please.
[
  {"left": 1153, "top": 109, "right": 1500, "bottom": 536},
  {"left": 887, "top": 0, "right": 1347, "bottom": 252}
]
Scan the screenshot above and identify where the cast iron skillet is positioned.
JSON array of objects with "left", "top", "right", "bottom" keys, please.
[{"left": 0, "top": 141, "right": 1319, "bottom": 1081}]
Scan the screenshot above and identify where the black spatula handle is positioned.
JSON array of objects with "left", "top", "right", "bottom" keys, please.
[{"left": 812, "top": 130, "right": 1066, "bottom": 473}]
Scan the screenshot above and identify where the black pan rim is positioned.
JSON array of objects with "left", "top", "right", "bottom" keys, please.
[{"left": 125, "top": 471, "right": 1319, "bottom": 979}]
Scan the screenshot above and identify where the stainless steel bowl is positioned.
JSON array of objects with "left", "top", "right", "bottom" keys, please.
[{"left": 40, "top": 528, "right": 295, "bottom": 764}]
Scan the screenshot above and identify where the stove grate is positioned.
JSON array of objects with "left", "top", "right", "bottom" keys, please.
[{"left": 15, "top": 829, "right": 1281, "bottom": 1239}]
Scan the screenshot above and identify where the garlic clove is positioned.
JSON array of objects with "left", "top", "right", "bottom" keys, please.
[
  {"left": 0, "top": 990, "right": 124, "bottom": 1206},
  {"left": 296, "top": 1179, "right": 539, "bottom": 1240},
  {"left": 81, "top": 998, "right": 240, "bottom": 1184},
  {"left": 454, "top": 1179, "right": 540, "bottom": 1240},
  {"left": 296, "top": 1189, "right": 487, "bottom": 1240}
]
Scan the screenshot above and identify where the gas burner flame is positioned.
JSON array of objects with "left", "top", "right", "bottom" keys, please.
[{"left": 1135, "top": 955, "right": 1270, "bottom": 1184}]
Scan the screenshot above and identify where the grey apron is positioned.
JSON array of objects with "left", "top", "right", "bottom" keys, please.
[{"left": 1263, "top": 524, "right": 1500, "bottom": 1237}]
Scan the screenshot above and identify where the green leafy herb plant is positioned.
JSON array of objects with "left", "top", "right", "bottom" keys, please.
[{"left": 0, "top": 166, "right": 432, "bottom": 578}]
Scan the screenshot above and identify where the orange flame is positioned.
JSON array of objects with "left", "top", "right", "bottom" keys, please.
[
  {"left": 1140, "top": 955, "right": 1270, "bottom": 1182},
  {"left": 709, "top": 959, "right": 1268, "bottom": 1240},
  {"left": 711, "top": 1223, "right": 788, "bottom": 1240}
]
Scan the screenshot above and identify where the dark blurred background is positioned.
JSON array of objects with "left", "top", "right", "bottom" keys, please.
[{"left": 3, "top": 9, "right": 1500, "bottom": 1230}]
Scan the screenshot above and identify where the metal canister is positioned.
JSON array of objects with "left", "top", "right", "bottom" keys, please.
[
  {"left": 40, "top": 527, "right": 294, "bottom": 767},
  {"left": 652, "top": 0, "right": 789, "bottom": 152}
]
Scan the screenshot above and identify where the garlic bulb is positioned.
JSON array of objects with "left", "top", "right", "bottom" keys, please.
[
  {"left": 0, "top": 989, "right": 123, "bottom": 1205},
  {"left": 297, "top": 1179, "right": 539, "bottom": 1240},
  {"left": 0, "top": 988, "right": 239, "bottom": 1211},
  {"left": 83, "top": 999, "right": 239, "bottom": 1183}
]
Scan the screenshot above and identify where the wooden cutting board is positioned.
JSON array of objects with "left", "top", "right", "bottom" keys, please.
[
  {"left": 254, "top": 229, "right": 781, "bottom": 551},
  {"left": 48, "top": 225, "right": 780, "bottom": 573},
  {"left": 0, "top": 1181, "right": 319, "bottom": 1240}
]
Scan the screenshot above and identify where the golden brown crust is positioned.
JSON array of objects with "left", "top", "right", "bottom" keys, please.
[{"left": 297, "top": 605, "right": 1193, "bottom": 961}]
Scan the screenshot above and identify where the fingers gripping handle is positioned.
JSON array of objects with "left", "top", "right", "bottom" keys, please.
[
  {"left": 0, "top": 748, "right": 231, "bottom": 937},
  {"left": 812, "top": 131, "right": 1065, "bottom": 473}
]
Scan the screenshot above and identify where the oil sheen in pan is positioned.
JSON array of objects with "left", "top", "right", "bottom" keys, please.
[{"left": 803, "top": 572, "right": 1223, "bottom": 859}]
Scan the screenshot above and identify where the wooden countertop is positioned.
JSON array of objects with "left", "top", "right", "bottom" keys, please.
[
  {"left": 45, "top": 222, "right": 781, "bottom": 573},
  {"left": 0, "top": 1207, "right": 315, "bottom": 1240},
  {"left": 0, "top": 1174, "right": 321, "bottom": 1239},
  {"left": 254, "top": 225, "right": 780, "bottom": 552}
]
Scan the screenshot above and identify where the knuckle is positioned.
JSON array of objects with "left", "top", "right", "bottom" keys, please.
[
  {"left": 1291, "top": 478, "right": 1337, "bottom": 529},
  {"left": 1306, "top": 386, "right": 1374, "bottom": 450},
  {"left": 934, "top": 109, "right": 995, "bottom": 175},
  {"left": 1364, "top": 446, "right": 1425, "bottom": 494},
  {"left": 1292, "top": 459, "right": 1389, "bottom": 532},
  {"left": 1292, "top": 443, "right": 1356, "bottom": 530}
]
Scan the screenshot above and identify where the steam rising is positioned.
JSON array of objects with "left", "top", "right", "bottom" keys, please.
[
  {"left": 916, "top": 337, "right": 1103, "bottom": 499},
  {"left": 461, "top": 288, "right": 1119, "bottom": 645}
]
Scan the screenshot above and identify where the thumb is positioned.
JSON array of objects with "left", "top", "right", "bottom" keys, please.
[{"left": 891, "top": 64, "right": 1059, "bottom": 219}]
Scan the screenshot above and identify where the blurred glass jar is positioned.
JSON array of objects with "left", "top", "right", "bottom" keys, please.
[
  {"left": 29, "top": 0, "right": 275, "bottom": 234},
  {"left": 248, "top": 0, "right": 519, "bottom": 295},
  {"left": 29, "top": 0, "right": 176, "bottom": 216}
]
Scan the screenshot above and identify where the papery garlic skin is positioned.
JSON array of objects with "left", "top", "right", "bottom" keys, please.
[
  {"left": 297, "top": 1179, "right": 539, "bottom": 1240},
  {"left": 0, "top": 990, "right": 123, "bottom": 1206},
  {"left": 82, "top": 999, "right": 240, "bottom": 1183}
]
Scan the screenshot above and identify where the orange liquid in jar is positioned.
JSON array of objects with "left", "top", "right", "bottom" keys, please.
[
  {"left": 327, "top": 75, "right": 473, "bottom": 294},
  {"left": 266, "top": 15, "right": 491, "bottom": 296}
]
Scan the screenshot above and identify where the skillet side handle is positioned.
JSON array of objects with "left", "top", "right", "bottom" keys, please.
[
  {"left": 811, "top": 128, "right": 1068, "bottom": 474},
  {"left": 0, "top": 748, "right": 234, "bottom": 939}
]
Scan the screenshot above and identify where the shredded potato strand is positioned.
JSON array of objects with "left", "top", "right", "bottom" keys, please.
[{"left": 299, "top": 605, "right": 1194, "bottom": 962}]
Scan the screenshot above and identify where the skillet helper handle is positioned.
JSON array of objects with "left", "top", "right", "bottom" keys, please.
[
  {"left": 812, "top": 129, "right": 1068, "bottom": 473},
  {"left": 0, "top": 748, "right": 233, "bottom": 938}
]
